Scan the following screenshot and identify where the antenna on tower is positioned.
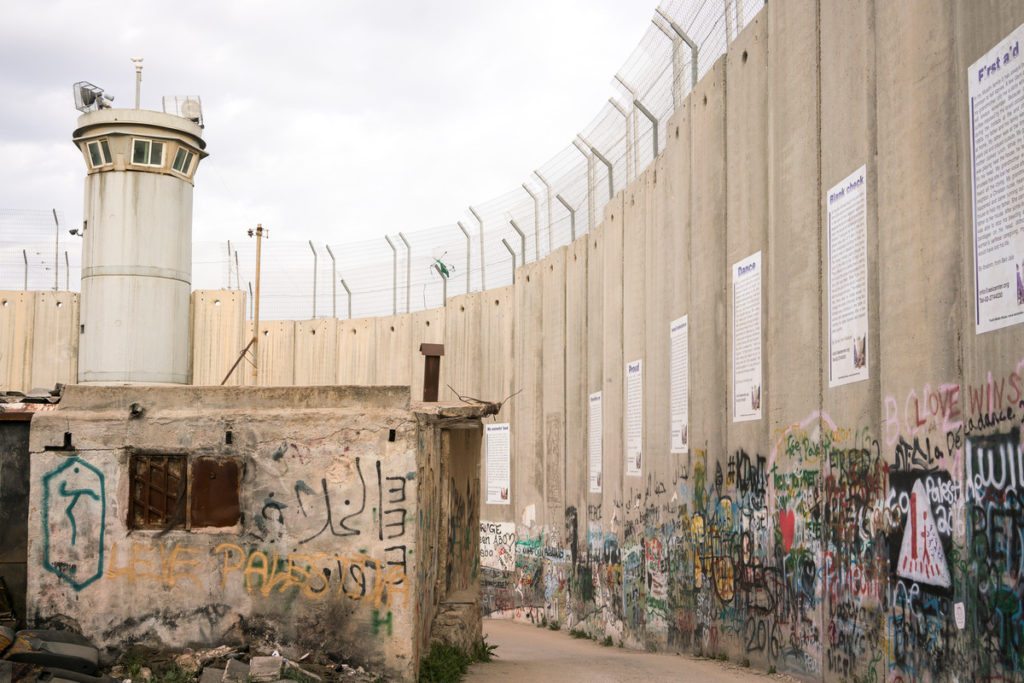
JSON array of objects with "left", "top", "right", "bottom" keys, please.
[{"left": 131, "top": 57, "right": 144, "bottom": 109}]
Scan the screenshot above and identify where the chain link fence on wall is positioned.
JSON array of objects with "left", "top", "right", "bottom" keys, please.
[{"left": 1, "top": 0, "right": 761, "bottom": 321}]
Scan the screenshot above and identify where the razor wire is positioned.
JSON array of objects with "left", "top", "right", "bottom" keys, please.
[{"left": 1, "top": 0, "right": 761, "bottom": 321}]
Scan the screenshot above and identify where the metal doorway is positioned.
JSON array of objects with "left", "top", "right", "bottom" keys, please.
[{"left": 0, "top": 415, "right": 32, "bottom": 626}]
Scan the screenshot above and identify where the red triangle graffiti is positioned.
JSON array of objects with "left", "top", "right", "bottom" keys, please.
[{"left": 896, "top": 479, "right": 951, "bottom": 588}]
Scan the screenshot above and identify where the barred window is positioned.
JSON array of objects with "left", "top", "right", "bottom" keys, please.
[
  {"left": 128, "top": 453, "right": 240, "bottom": 530},
  {"left": 129, "top": 453, "right": 186, "bottom": 530}
]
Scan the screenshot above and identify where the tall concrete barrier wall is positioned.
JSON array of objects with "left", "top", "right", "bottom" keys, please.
[
  {"left": 0, "top": 291, "right": 78, "bottom": 394},
  {"left": 6, "top": 4, "right": 1024, "bottom": 680}
]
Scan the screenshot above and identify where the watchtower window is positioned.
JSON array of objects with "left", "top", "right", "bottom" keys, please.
[
  {"left": 172, "top": 147, "right": 194, "bottom": 175},
  {"left": 131, "top": 138, "right": 164, "bottom": 167},
  {"left": 86, "top": 139, "right": 112, "bottom": 168}
]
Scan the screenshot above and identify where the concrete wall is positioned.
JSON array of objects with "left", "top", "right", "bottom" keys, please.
[
  {"left": 0, "top": 291, "right": 79, "bottom": 394},
  {"left": 9, "top": 4, "right": 1024, "bottom": 680},
  {"left": 25, "top": 385, "right": 488, "bottom": 681}
]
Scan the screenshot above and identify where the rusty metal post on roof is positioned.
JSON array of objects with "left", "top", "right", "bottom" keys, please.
[{"left": 419, "top": 343, "right": 444, "bottom": 402}]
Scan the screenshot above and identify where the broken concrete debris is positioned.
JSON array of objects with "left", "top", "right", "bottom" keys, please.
[{"left": 1, "top": 630, "right": 380, "bottom": 682}]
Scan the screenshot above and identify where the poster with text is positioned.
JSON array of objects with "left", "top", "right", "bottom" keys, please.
[
  {"left": 485, "top": 423, "right": 511, "bottom": 505},
  {"left": 732, "top": 252, "right": 762, "bottom": 422},
  {"left": 589, "top": 392, "right": 603, "bottom": 493},
  {"left": 479, "top": 521, "right": 516, "bottom": 571},
  {"left": 827, "top": 165, "right": 870, "bottom": 387},
  {"left": 669, "top": 315, "right": 689, "bottom": 454},
  {"left": 625, "top": 360, "right": 643, "bottom": 476},
  {"left": 970, "top": 22, "right": 1024, "bottom": 333}
]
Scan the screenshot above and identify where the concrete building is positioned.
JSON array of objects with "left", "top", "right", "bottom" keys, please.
[{"left": 26, "top": 385, "right": 489, "bottom": 681}]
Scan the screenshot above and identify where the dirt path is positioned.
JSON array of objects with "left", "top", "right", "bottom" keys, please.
[{"left": 464, "top": 619, "right": 786, "bottom": 682}]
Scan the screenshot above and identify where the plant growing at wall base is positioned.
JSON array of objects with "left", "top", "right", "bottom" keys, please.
[
  {"left": 601, "top": 636, "right": 613, "bottom": 647},
  {"left": 418, "top": 638, "right": 497, "bottom": 682},
  {"left": 419, "top": 643, "right": 471, "bottom": 682},
  {"left": 470, "top": 637, "right": 498, "bottom": 663},
  {"left": 568, "top": 628, "right": 589, "bottom": 639}
]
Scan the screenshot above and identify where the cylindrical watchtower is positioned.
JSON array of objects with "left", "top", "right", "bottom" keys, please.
[{"left": 72, "top": 105, "right": 207, "bottom": 384}]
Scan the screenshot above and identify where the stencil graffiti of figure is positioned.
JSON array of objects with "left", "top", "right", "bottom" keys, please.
[{"left": 41, "top": 456, "right": 106, "bottom": 590}]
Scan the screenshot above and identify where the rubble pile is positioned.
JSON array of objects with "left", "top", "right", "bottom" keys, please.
[{"left": 0, "top": 628, "right": 384, "bottom": 683}]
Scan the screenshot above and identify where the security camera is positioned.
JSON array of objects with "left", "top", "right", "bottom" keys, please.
[{"left": 69, "top": 228, "right": 78, "bottom": 236}]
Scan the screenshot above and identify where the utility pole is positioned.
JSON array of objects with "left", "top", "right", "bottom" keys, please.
[
  {"left": 221, "top": 225, "right": 266, "bottom": 385},
  {"left": 250, "top": 224, "right": 265, "bottom": 383}
]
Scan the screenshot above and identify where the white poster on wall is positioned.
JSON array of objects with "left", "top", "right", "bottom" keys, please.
[
  {"left": 485, "top": 423, "right": 511, "bottom": 505},
  {"left": 588, "top": 392, "right": 603, "bottom": 493},
  {"left": 970, "top": 22, "right": 1024, "bottom": 334},
  {"left": 625, "top": 360, "right": 643, "bottom": 476},
  {"left": 669, "top": 315, "right": 689, "bottom": 454},
  {"left": 479, "top": 521, "right": 517, "bottom": 571},
  {"left": 732, "top": 252, "right": 762, "bottom": 422},
  {"left": 827, "top": 166, "right": 870, "bottom": 387}
]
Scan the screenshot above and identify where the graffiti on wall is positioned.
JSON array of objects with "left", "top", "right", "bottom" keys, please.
[{"left": 41, "top": 456, "right": 106, "bottom": 591}]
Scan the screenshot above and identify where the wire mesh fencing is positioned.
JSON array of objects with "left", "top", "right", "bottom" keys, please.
[{"left": 2, "top": 0, "right": 761, "bottom": 321}]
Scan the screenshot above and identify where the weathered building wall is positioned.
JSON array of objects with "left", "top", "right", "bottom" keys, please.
[{"left": 24, "top": 386, "right": 487, "bottom": 681}]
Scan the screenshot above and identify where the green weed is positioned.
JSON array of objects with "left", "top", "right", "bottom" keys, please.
[{"left": 418, "top": 638, "right": 497, "bottom": 682}]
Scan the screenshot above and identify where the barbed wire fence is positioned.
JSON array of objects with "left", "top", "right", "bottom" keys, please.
[{"left": 1, "top": 0, "right": 760, "bottom": 320}]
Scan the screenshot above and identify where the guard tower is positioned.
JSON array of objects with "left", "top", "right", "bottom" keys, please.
[{"left": 71, "top": 82, "right": 207, "bottom": 384}]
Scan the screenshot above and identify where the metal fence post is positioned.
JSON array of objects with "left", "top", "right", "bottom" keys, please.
[
  {"left": 614, "top": 75, "right": 640, "bottom": 179},
  {"left": 308, "top": 240, "right": 318, "bottom": 319},
  {"left": 399, "top": 232, "right": 411, "bottom": 314},
  {"left": 634, "top": 97, "right": 660, "bottom": 158},
  {"left": 248, "top": 281, "right": 254, "bottom": 319},
  {"left": 655, "top": 8, "right": 699, "bottom": 89},
  {"left": 572, "top": 138, "right": 594, "bottom": 233},
  {"left": 341, "top": 278, "right": 352, "bottom": 319},
  {"left": 457, "top": 221, "right": 471, "bottom": 294},
  {"left": 226, "top": 240, "right": 233, "bottom": 289},
  {"left": 509, "top": 219, "right": 526, "bottom": 264},
  {"left": 469, "top": 206, "right": 485, "bottom": 291},
  {"left": 23, "top": 249, "right": 27, "bottom": 290},
  {"left": 501, "top": 238, "right": 516, "bottom": 284},
  {"left": 325, "top": 244, "right": 337, "bottom": 318},
  {"left": 64, "top": 250, "right": 70, "bottom": 290},
  {"left": 533, "top": 171, "right": 554, "bottom": 256},
  {"left": 432, "top": 263, "right": 448, "bottom": 307},
  {"left": 522, "top": 183, "right": 541, "bottom": 263},
  {"left": 385, "top": 236, "right": 397, "bottom": 315},
  {"left": 52, "top": 209, "right": 60, "bottom": 291},
  {"left": 555, "top": 194, "right": 577, "bottom": 242},
  {"left": 608, "top": 97, "right": 632, "bottom": 182},
  {"left": 652, "top": 18, "right": 682, "bottom": 108},
  {"left": 581, "top": 134, "right": 614, "bottom": 200}
]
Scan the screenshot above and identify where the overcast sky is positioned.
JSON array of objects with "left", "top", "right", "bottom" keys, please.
[{"left": 0, "top": 0, "right": 660, "bottom": 245}]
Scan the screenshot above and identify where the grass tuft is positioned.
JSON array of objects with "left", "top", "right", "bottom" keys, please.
[{"left": 418, "top": 637, "right": 497, "bottom": 682}]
